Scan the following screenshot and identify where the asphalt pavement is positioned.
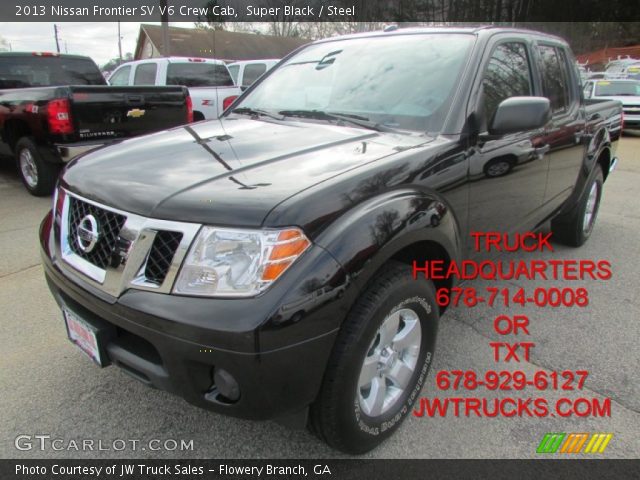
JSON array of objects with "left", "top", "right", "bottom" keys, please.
[{"left": 1, "top": 136, "right": 639, "bottom": 459}]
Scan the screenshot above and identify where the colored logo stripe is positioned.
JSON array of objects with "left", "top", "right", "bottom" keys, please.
[
  {"left": 584, "top": 433, "right": 613, "bottom": 453},
  {"left": 560, "top": 433, "right": 589, "bottom": 453},
  {"left": 537, "top": 433, "right": 565, "bottom": 453},
  {"left": 537, "top": 433, "right": 613, "bottom": 454}
]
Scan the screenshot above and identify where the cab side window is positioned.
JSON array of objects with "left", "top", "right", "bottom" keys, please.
[
  {"left": 583, "top": 81, "right": 593, "bottom": 99},
  {"left": 109, "top": 66, "right": 130, "bottom": 86},
  {"left": 537, "top": 45, "right": 570, "bottom": 114},
  {"left": 482, "top": 42, "right": 533, "bottom": 125},
  {"left": 242, "top": 63, "right": 267, "bottom": 86},
  {"left": 133, "top": 63, "right": 157, "bottom": 85}
]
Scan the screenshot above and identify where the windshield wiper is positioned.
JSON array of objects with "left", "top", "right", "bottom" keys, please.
[
  {"left": 231, "top": 107, "right": 284, "bottom": 121},
  {"left": 278, "top": 109, "right": 397, "bottom": 132}
]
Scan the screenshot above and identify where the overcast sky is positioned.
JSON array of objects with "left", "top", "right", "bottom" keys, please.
[{"left": 0, "top": 22, "right": 196, "bottom": 67}]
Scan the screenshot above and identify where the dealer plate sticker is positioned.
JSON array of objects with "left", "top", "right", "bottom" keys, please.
[{"left": 63, "top": 308, "right": 102, "bottom": 365}]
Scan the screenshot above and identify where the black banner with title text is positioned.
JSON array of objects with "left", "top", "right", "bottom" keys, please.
[{"left": 4, "top": 0, "right": 640, "bottom": 22}]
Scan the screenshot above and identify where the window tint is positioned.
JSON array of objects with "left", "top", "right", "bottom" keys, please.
[
  {"left": 242, "top": 63, "right": 267, "bottom": 86},
  {"left": 0, "top": 55, "right": 105, "bottom": 88},
  {"left": 537, "top": 45, "right": 570, "bottom": 114},
  {"left": 109, "top": 66, "right": 130, "bottom": 86},
  {"left": 482, "top": 42, "right": 533, "bottom": 123},
  {"left": 133, "top": 63, "right": 157, "bottom": 85},
  {"left": 166, "top": 63, "right": 234, "bottom": 87},
  {"left": 227, "top": 64, "right": 239, "bottom": 84}
]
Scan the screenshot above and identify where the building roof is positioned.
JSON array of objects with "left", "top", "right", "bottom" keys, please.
[
  {"left": 576, "top": 45, "right": 640, "bottom": 67},
  {"left": 135, "top": 24, "right": 309, "bottom": 61}
]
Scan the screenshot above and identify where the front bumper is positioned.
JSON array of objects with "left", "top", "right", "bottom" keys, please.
[{"left": 40, "top": 212, "right": 344, "bottom": 420}]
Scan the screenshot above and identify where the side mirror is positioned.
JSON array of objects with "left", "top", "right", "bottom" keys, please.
[{"left": 489, "top": 97, "right": 551, "bottom": 135}]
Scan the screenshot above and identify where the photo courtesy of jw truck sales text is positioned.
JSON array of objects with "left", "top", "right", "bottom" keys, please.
[{"left": 0, "top": 0, "right": 638, "bottom": 478}]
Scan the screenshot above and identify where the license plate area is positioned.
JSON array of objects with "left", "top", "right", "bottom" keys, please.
[{"left": 63, "top": 307, "right": 115, "bottom": 367}]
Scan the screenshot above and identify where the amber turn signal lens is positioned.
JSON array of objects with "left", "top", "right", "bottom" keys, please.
[
  {"left": 269, "top": 238, "right": 310, "bottom": 261},
  {"left": 259, "top": 228, "right": 310, "bottom": 282},
  {"left": 277, "top": 230, "right": 302, "bottom": 241},
  {"left": 262, "top": 261, "right": 293, "bottom": 281}
]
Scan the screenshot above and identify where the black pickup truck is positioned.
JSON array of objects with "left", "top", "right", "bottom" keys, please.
[
  {"left": 40, "top": 27, "right": 621, "bottom": 453},
  {"left": 0, "top": 52, "right": 193, "bottom": 195}
]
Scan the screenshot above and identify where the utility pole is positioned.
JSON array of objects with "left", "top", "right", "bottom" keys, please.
[
  {"left": 160, "top": 0, "right": 170, "bottom": 57},
  {"left": 53, "top": 24, "right": 60, "bottom": 53},
  {"left": 117, "top": 22, "right": 123, "bottom": 62}
]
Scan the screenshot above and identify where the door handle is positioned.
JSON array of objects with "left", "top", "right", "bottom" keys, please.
[{"left": 125, "top": 95, "right": 144, "bottom": 105}]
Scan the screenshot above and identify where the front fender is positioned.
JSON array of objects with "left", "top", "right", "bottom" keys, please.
[{"left": 313, "top": 187, "right": 462, "bottom": 298}]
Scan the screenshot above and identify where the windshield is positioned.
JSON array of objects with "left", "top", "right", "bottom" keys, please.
[
  {"left": 166, "top": 63, "right": 234, "bottom": 87},
  {"left": 235, "top": 33, "right": 475, "bottom": 132},
  {"left": 0, "top": 55, "right": 105, "bottom": 88},
  {"left": 595, "top": 80, "right": 640, "bottom": 96}
]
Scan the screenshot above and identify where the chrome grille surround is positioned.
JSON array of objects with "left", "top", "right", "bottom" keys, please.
[{"left": 57, "top": 189, "right": 201, "bottom": 297}]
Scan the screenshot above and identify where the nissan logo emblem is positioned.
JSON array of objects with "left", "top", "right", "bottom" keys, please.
[{"left": 76, "top": 214, "right": 100, "bottom": 253}]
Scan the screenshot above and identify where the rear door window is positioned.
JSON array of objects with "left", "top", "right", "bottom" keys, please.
[
  {"left": 133, "top": 63, "right": 157, "bottom": 85},
  {"left": 537, "top": 45, "right": 570, "bottom": 115}
]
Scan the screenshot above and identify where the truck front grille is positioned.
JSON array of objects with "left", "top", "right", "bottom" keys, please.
[
  {"left": 58, "top": 190, "right": 201, "bottom": 297},
  {"left": 144, "top": 231, "right": 184, "bottom": 285},
  {"left": 67, "top": 196, "right": 127, "bottom": 269}
]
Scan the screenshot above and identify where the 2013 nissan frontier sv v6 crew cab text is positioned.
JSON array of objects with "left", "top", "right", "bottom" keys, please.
[{"left": 40, "top": 27, "right": 621, "bottom": 453}]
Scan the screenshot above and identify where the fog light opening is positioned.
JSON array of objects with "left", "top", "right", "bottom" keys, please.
[{"left": 205, "top": 367, "right": 240, "bottom": 404}]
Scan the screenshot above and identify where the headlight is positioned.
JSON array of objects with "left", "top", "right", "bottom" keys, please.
[{"left": 173, "top": 226, "right": 310, "bottom": 297}]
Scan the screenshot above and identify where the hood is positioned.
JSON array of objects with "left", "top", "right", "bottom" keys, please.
[
  {"left": 595, "top": 94, "right": 640, "bottom": 106},
  {"left": 62, "top": 117, "right": 428, "bottom": 226}
]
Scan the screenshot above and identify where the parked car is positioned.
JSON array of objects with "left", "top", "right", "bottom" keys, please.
[
  {"left": 108, "top": 57, "right": 241, "bottom": 120},
  {"left": 583, "top": 79, "right": 640, "bottom": 130},
  {"left": 227, "top": 59, "right": 279, "bottom": 88},
  {"left": 605, "top": 57, "right": 640, "bottom": 80},
  {"left": 0, "top": 52, "right": 193, "bottom": 195},
  {"left": 40, "top": 27, "right": 621, "bottom": 454}
]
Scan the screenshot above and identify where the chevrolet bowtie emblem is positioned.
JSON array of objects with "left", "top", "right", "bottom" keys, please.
[{"left": 126, "top": 108, "right": 146, "bottom": 118}]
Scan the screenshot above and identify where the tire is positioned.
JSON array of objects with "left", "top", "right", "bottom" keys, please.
[
  {"left": 15, "top": 137, "right": 60, "bottom": 196},
  {"left": 310, "top": 261, "right": 438, "bottom": 454},
  {"left": 551, "top": 165, "right": 604, "bottom": 247},
  {"left": 483, "top": 156, "right": 514, "bottom": 178}
]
